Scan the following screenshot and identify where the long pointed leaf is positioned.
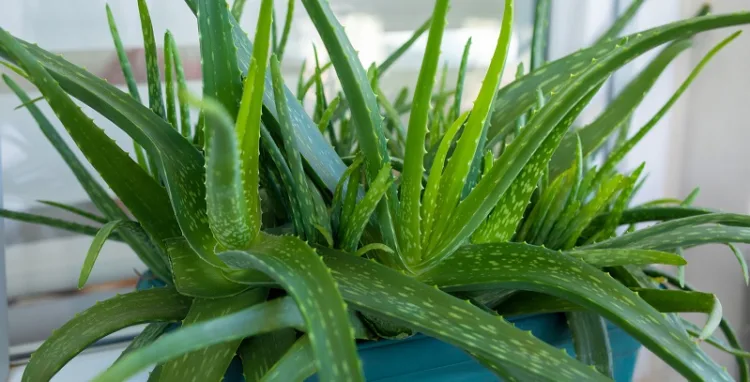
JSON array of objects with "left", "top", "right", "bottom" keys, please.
[
  {"left": 567, "top": 312, "right": 612, "bottom": 378},
  {"left": 398, "top": 0, "right": 449, "bottom": 265},
  {"left": 240, "top": 329, "right": 297, "bottom": 382},
  {"left": 319, "top": 249, "right": 608, "bottom": 381},
  {"left": 420, "top": 242, "right": 730, "bottom": 381},
  {"left": 220, "top": 234, "right": 364, "bottom": 381},
  {"left": 78, "top": 219, "right": 127, "bottom": 288},
  {"left": 159, "top": 289, "right": 268, "bottom": 382},
  {"left": 92, "top": 297, "right": 304, "bottom": 382},
  {"left": 21, "top": 289, "right": 190, "bottom": 382},
  {"left": 137, "top": 0, "right": 166, "bottom": 120}
]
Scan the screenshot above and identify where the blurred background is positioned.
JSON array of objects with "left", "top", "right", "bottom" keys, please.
[{"left": 0, "top": 0, "right": 747, "bottom": 380}]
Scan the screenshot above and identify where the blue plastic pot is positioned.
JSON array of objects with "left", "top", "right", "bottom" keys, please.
[{"left": 137, "top": 273, "right": 640, "bottom": 381}]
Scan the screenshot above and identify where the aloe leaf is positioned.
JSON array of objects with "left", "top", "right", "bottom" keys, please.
[
  {"left": 587, "top": 164, "right": 644, "bottom": 244},
  {"left": 165, "top": 34, "right": 191, "bottom": 138},
  {"left": 429, "top": 0, "right": 514, "bottom": 247},
  {"left": 105, "top": 4, "right": 149, "bottom": 170},
  {"left": 117, "top": 322, "right": 170, "bottom": 362},
  {"left": 588, "top": 213, "right": 750, "bottom": 250},
  {"left": 644, "top": 268, "right": 750, "bottom": 381},
  {"left": 164, "top": 33, "right": 177, "bottom": 131},
  {"left": 240, "top": 329, "right": 297, "bottom": 382},
  {"left": 92, "top": 297, "right": 304, "bottom": 382},
  {"left": 451, "top": 38, "right": 471, "bottom": 121},
  {"left": 332, "top": 155, "right": 363, "bottom": 235},
  {"left": 37, "top": 200, "right": 107, "bottom": 223},
  {"left": 375, "top": 86, "right": 406, "bottom": 152},
  {"left": 566, "top": 248, "right": 686, "bottom": 267},
  {"left": 341, "top": 164, "right": 393, "bottom": 252},
  {"left": 319, "top": 248, "right": 608, "bottom": 381},
  {"left": 231, "top": 0, "right": 248, "bottom": 19},
  {"left": 276, "top": 0, "right": 295, "bottom": 61},
  {"left": 377, "top": 17, "right": 432, "bottom": 76},
  {"left": 584, "top": 206, "right": 712, "bottom": 238},
  {"left": 317, "top": 95, "right": 340, "bottom": 133},
  {"left": 530, "top": 0, "right": 551, "bottom": 70},
  {"left": 592, "top": 32, "right": 739, "bottom": 190},
  {"left": 300, "top": 0, "right": 398, "bottom": 258},
  {"left": 398, "top": 0, "right": 449, "bottom": 265},
  {"left": 159, "top": 289, "right": 268, "bottom": 382},
  {"left": 0, "top": 42, "right": 183, "bottom": 273},
  {"left": 551, "top": 40, "right": 691, "bottom": 176},
  {"left": 78, "top": 219, "right": 127, "bottom": 288},
  {"left": 238, "top": 0, "right": 272, "bottom": 152},
  {"left": 727, "top": 243, "right": 749, "bottom": 285},
  {"left": 0, "top": 209, "right": 108, "bottom": 239},
  {"left": 567, "top": 312, "right": 612, "bottom": 378},
  {"left": 496, "top": 289, "right": 718, "bottom": 316},
  {"left": 488, "top": 12, "right": 750, "bottom": 149},
  {"left": 355, "top": 243, "right": 394, "bottom": 257},
  {"left": 312, "top": 46, "right": 339, "bottom": 148},
  {"left": 21, "top": 288, "right": 190, "bottom": 382},
  {"left": 167, "top": 238, "right": 256, "bottom": 298},
  {"left": 438, "top": 15, "right": 750, "bottom": 259},
  {"left": 419, "top": 242, "right": 730, "bottom": 381},
  {"left": 260, "top": 335, "right": 315, "bottom": 381},
  {"left": 422, "top": 112, "right": 469, "bottom": 249},
  {"left": 220, "top": 234, "right": 364, "bottom": 381},
  {"left": 271, "top": 56, "right": 317, "bottom": 240},
  {"left": 3, "top": 74, "right": 173, "bottom": 280},
  {"left": 559, "top": 175, "right": 624, "bottom": 249},
  {"left": 515, "top": 171, "right": 566, "bottom": 243},
  {"left": 469, "top": 82, "right": 601, "bottom": 247},
  {"left": 595, "top": 0, "right": 646, "bottom": 44},
  {"left": 136, "top": 0, "right": 166, "bottom": 120}
]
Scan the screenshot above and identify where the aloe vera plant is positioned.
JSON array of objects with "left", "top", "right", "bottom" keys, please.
[{"left": 3, "top": 0, "right": 750, "bottom": 380}]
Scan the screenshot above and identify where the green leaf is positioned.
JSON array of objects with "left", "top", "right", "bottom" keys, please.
[
  {"left": 276, "top": 0, "right": 295, "bottom": 61},
  {"left": 37, "top": 200, "right": 107, "bottom": 224},
  {"left": 200, "top": 97, "right": 255, "bottom": 249},
  {"left": 584, "top": 206, "right": 712, "bottom": 238},
  {"left": 530, "top": 0, "right": 551, "bottom": 70},
  {"left": 104, "top": 4, "right": 149, "bottom": 172},
  {"left": 398, "top": 0, "right": 449, "bottom": 265},
  {"left": 451, "top": 38, "right": 471, "bottom": 121},
  {"left": 422, "top": 112, "right": 469, "bottom": 249},
  {"left": 22, "top": 288, "right": 190, "bottom": 382},
  {"left": 595, "top": 0, "right": 646, "bottom": 44},
  {"left": 430, "top": 0, "right": 514, "bottom": 250},
  {"left": 261, "top": 335, "right": 316, "bottom": 382},
  {"left": 332, "top": 155, "right": 364, "bottom": 235},
  {"left": 559, "top": 175, "right": 624, "bottom": 249},
  {"left": 645, "top": 268, "right": 750, "bottom": 382},
  {"left": 355, "top": 243, "right": 394, "bottom": 257},
  {"left": 165, "top": 33, "right": 191, "bottom": 137},
  {"left": 239, "top": 329, "right": 297, "bottom": 382},
  {"left": 586, "top": 164, "right": 644, "bottom": 244},
  {"left": 547, "top": 39, "right": 689, "bottom": 175},
  {"left": 566, "top": 312, "right": 612, "bottom": 378},
  {"left": 565, "top": 248, "right": 686, "bottom": 267},
  {"left": 198, "top": 0, "right": 242, "bottom": 117},
  {"left": 166, "top": 238, "right": 256, "bottom": 298},
  {"left": 78, "top": 219, "right": 127, "bottom": 288},
  {"left": 319, "top": 248, "right": 608, "bottom": 381},
  {"left": 271, "top": 56, "right": 317, "bottom": 241},
  {"left": 231, "top": 0, "right": 248, "bottom": 19},
  {"left": 164, "top": 31, "right": 178, "bottom": 131},
  {"left": 317, "top": 95, "right": 340, "bottom": 133},
  {"left": 300, "top": 0, "right": 399, "bottom": 259},
  {"left": 92, "top": 297, "right": 304, "bottom": 382},
  {"left": 592, "top": 32, "right": 739, "bottom": 190},
  {"left": 0, "top": 45, "right": 181, "bottom": 275},
  {"left": 588, "top": 213, "right": 750, "bottom": 250},
  {"left": 105, "top": 4, "right": 141, "bottom": 102},
  {"left": 496, "top": 289, "right": 718, "bottom": 316},
  {"left": 419, "top": 242, "right": 731, "bottom": 381},
  {"left": 469, "top": 82, "right": 602, "bottom": 247},
  {"left": 341, "top": 164, "right": 393, "bottom": 252},
  {"left": 117, "top": 323, "right": 170, "bottom": 362},
  {"left": 220, "top": 234, "right": 364, "bottom": 382},
  {"left": 377, "top": 17, "right": 432, "bottom": 76},
  {"left": 728, "top": 243, "right": 749, "bottom": 285},
  {"left": 137, "top": 0, "right": 166, "bottom": 120},
  {"left": 159, "top": 289, "right": 268, "bottom": 382},
  {"left": 488, "top": 12, "right": 750, "bottom": 151}
]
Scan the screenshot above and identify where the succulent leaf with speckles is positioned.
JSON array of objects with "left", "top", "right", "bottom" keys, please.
[{"left": 4, "top": 0, "right": 750, "bottom": 381}]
